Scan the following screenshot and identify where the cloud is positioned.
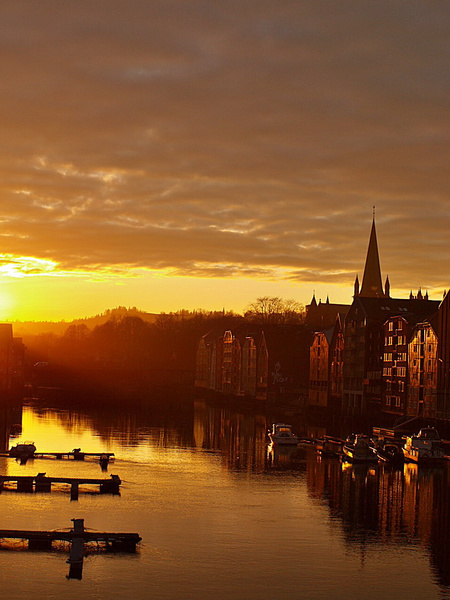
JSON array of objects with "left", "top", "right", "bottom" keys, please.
[{"left": 0, "top": 0, "right": 448, "bottom": 298}]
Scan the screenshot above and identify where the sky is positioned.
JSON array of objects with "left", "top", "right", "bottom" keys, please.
[{"left": 0, "top": 1, "right": 448, "bottom": 321}]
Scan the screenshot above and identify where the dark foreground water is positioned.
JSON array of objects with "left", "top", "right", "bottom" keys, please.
[{"left": 1, "top": 396, "right": 450, "bottom": 600}]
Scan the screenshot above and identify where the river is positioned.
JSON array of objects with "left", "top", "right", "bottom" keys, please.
[{"left": 1, "top": 395, "right": 450, "bottom": 599}]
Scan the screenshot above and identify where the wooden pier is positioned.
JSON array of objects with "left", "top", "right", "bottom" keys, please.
[
  {"left": 1, "top": 449, "right": 115, "bottom": 461},
  {"left": 0, "top": 473, "right": 121, "bottom": 499},
  {"left": 0, "top": 518, "right": 141, "bottom": 579}
]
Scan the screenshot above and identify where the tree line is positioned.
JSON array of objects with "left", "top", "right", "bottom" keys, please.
[{"left": 25, "top": 297, "right": 306, "bottom": 378}]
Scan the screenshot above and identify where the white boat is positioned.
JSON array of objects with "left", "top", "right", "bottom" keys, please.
[
  {"left": 9, "top": 441, "right": 36, "bottom": 457},
  {"left": 268, "top": 423, "right": 299, "bottom": 446},
  {"left": 402, "top": 427, "right": 445, "bottom": 463},
  {"left": 342, "top": 434, "right": 377, "bottom": 462}
]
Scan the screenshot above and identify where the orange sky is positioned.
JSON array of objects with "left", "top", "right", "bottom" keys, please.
[{"left": 0, "top": 1, "right": 448, "bottom": 321}]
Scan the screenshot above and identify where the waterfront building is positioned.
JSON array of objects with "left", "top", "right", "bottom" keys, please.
[
  {"left": 437, "top": 291, "right": 450, "bottom": 419},
  {"left": 342, "top": 218, "right": 439, "bottom": 418},
  {"left": 381, "top": 315, "right": 409, "bottom": 417},
  {"left": 195, "top": 324, "right": 311, "bottom": 404},
  {"left": 407, "top": 318, "right": 439, "bottom": 418},
  {"left": 309, "top": 313, "right": 345, "bottom": 410}
]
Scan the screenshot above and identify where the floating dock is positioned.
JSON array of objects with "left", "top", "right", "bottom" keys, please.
[
  {"left": 0, "top": 518, "right": 141, "bottom": 579},
  {"left": 0, "top": 473, "right": 121, "bottom": 499},
  {"left": 0, "top": 449, "right": 115, "bottom": 461}
]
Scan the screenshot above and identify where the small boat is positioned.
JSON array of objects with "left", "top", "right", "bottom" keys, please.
[
  {"left": 317, "top": 436, "right": 344, "bottom": 458},
  {"left": 376, "top": 442, "right": 404, "bottom": 465},
  {"left": 9, "top": 441, "right": 36, "bottom": 458},
  {"left": 268, "top": 423, "right": 299, "bottom": 446},
  {"left": 402, "top": 427, "right": 445, "bottom": 463},
  {"left": 342, "top": 434, "right": 377, "bottom": 462}
]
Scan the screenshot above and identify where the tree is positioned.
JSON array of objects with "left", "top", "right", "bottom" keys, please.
[{"left": 244, "top": 296, "right": 305, "bottom": 325}]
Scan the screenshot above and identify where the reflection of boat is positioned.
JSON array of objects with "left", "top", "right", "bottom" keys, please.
[
  {"left": 403, "top": 427, "right": 445, "bottom": 463},
  {"left": 9, "top": 423, "right": 22, "bottom": 437},
  {"left": 342, "top": 434, "right": 377, "bottom": 462},
  {"left": 268, "top": 423, "right": 299, "bottom": 445},
  {"left": 376, "top": 442, "right": 404, "bottom": 465},
  {"left": 9, "top": 441, "right": 36, "bottom": 457}
]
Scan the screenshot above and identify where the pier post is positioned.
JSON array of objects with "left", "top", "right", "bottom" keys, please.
[
  {"left": 35, "top": 473, "right": 51, "bottom": 492},
  {"left": 67, "top": 519, "right": 85, "bottom": 580},
  {"left": 72, "top": 449, "right": 85, "bottom": 461},
  {"left": 100, "top": 474, "right": 121, "bottom": 494},
  {"left": 70, "top": 482, "right": 79, "bottom": 501}
]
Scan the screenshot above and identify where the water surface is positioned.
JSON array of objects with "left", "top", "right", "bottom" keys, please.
[{"left": 0, "top": 398, "right": 449, "bottom": 599}]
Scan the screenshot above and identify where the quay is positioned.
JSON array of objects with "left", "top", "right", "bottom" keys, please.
[{"left": 0, "top": 473, "right": 121, "bottom": 499}]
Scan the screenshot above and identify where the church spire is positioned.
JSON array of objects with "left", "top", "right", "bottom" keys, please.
[{"left": 359, "top": 216, "right": 387, "bottom": 298}]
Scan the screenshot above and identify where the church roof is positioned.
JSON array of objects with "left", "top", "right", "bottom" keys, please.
[{"left": 359, "top": 218, "right": 387, "bottom": 298}]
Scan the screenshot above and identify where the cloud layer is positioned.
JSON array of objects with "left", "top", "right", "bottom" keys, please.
[{"left": 0, "top": 1, "right": 448, "bottom": 301}]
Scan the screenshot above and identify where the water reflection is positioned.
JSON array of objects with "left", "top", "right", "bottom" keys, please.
[{"left": 5, "top": 394, "right": 450, "bottom": 595}]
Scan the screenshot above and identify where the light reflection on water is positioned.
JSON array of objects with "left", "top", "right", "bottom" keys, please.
[{"left": 0, "top": 397, "right": 449, "bottom": 599}]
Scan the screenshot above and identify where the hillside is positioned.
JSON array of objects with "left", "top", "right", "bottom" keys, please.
[{"left": 7, "top": 307, "right": 159, "bottom": 337}]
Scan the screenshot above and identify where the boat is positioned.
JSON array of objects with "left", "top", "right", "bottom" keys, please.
[
  {"left": 316, "top": 436, "right": 344, "bottom": 458},
  {"left": 268, "top": 423, "right": 299, "bottom": 446},
  {"left": 376, "top": 442, "right": 404, "bottom": 465},
  {"left": 9, "top": 441, "right": 36, "bottom": 458},
  {"left": 342, "top": 434, "right": 377, "bottom": 462},
  {"left": 402, "top": 427, "right": 445, "bottom": 463}
]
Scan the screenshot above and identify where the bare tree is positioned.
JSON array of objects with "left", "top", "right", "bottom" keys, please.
[{"left": 244, "top": 296, "right": 305, "bottom": 325}]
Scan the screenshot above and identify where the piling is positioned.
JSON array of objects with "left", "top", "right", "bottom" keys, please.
[{"left": 70, "top": 482, "right": 79, "bottom": 501}]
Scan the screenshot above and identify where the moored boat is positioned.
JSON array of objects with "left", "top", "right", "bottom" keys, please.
[
  {"left": 342, "top": 434, "right": 377, "bottom": 462},
  {"left": 268, "top": 423, "right": 299, "bottom": 446},
  {"left": 9, "top": 441, "right": 36, "bottom": 458},
  {"left": 402, "top": 427, "right": 445, "bottom": 463},
  {"left": 316, "top": 436, "right": 344, "bottom": 458},
  {"left": 376, "top": 442, "right": 404, "bottom": 465}
]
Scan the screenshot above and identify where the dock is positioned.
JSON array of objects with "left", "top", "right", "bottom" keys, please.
[
  {"left": 1, "top": 449, "right": 115, "bottom": 461},
  {"left": 0, "top": 518, "right": 141, "bottom": 579},
  {"left": 0, "top": 473, "right": 121, "bottom": 499}
]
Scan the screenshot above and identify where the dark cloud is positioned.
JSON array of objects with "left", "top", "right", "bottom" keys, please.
[{"left": 0, "top": 0, "right": 448, "bottom": 298}]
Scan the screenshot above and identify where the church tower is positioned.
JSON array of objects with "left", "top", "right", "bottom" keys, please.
[{"left": 358, "top": 216, "right": 389, "bottom": 298}]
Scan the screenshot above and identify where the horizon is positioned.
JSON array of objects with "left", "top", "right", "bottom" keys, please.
[{"left": 0, "top": 2, "right": 448, "bottom": 322}]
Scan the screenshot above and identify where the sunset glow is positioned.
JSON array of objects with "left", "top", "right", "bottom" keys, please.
[{"left": 0, "top": 2, "right": 447, "bottom": 322}]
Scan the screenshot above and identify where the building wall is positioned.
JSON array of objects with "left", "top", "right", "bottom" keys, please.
[
  {"left": 382, "top": 316, "right": 408, "bottom": 416},
  {"left": 309, "top": 332, "right": 329, "bottom": 408},
  {"left": 408, "top": 324, "right": 438, "bottom": 418}
]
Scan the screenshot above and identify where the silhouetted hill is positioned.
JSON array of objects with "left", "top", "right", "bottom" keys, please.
[{"left": 8, "top": 306, "right": 158, "bottom": 337}]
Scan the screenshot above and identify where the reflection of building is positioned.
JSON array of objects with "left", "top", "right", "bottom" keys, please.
[
  {"left": 193, "top": 399, "right": 267, "bottom": 471},
  {"left": 306, "top": 454, "right": 450, "bottom": 587}
]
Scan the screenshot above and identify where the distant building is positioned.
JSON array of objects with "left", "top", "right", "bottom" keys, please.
[
  {"left": 305, "top": 295, "right": 349, "bottom": 331},
  {"left": 195, "top": 324, "right": 312, "bottom": 405}
]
